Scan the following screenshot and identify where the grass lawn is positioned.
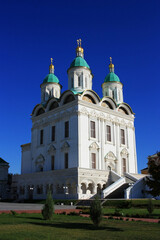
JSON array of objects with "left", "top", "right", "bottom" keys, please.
[
  {"left": 0, "top": 213, "right": 159, "bottom": 240},
  {"left": 102, "top": 207, "right": 160, "bottom": 218}
]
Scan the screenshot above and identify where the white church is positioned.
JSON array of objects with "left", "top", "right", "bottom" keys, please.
[{"left": 13, "top": 40, "right": 144, "bottom": 200}]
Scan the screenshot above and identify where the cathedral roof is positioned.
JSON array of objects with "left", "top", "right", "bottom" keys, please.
[
  {"left": 43, "top": 73, "right": 59, "bottom": 84},
  {"left": 0, "top": 157, "right": 9, "bottom": 165},
  {"left": 104, "top": 72, "right": 120, "bottom": 83},
  {"left": 70, "top": 56, "right": 90, "bottom": 69}
]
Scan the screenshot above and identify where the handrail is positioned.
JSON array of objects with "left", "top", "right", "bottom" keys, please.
[{"left": 102, "top": 177, "right": 126, "bottom": 198}]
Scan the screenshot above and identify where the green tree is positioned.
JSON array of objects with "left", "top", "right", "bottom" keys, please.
[
  {"left": 42, "top": 190, "right": 54, "bottom": 220},
  {"left": 147, "top": 198, "right": 154, "bottom": 215},
  {"left": 90, "top": 196, "right": 102, "bottom": 227},
  {"left": 146, "top": 152, "right": 160, "bottom": 197}
]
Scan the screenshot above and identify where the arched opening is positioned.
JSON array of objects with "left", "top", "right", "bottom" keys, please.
[
  {"left": 101, "top": 101, "right": 113, "bottom": 109},
  {"left": 82, "top": 94, "right": 96, "bottom": 104},
  {"left": 88, "top": 183, "right": 94, "bottom": 194},
  {"left": 36, "top": 108, "right": 45, "bottom": 116},
  {"left": 118, "top": 107, "right": 129, "bottom": 115},
  {"left": 97, "top": 184, "right": 101, "bottom": 195},
  {"left": 49, "top": 101, "right": 59, "bottom": 111},
  {"left": 81, "top": 183, "right": 87, "bottom": 194},
  {"left": 63, "top": 95, "right": 75, "bottom": 104}
]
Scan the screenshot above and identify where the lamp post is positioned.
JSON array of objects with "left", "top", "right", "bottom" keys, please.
[{"left": 63, "top": 186, "right": 68, "bottom": 199}]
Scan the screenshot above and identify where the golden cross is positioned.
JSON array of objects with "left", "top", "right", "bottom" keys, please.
[
  {"left": 77, "top": 39, "right": 82, "bottom": 47},
  {"left": 50, "top": 58, "right": 53, "bottom": 64},
  {"left": 110, "top": 57, "right": 112, "bottom": 64}
]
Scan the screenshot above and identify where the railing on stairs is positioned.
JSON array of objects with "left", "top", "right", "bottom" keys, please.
[{"left": 102, "top": 177, "right": 126, "bottom": 199}]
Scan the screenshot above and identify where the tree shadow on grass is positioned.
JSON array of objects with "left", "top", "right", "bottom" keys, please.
[
  {"left": 17, "top": 215, "right": 43, "bottom": 220},
  {"left": 28, "top": 221, "right": 123, "bottom": 232}
]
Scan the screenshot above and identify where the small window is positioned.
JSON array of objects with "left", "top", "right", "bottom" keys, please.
[
  {"left": 85, "top": 77, "right": 87, "bottom": 88},
  {"left": 121, "top": 129, "right": 125, "bottom": 145},
  {"left": 112, "top": 90, "right": 115, "bottom": 99},
  {"left": 106, "top": 125, "right": 111, "bottom": 142},
  {"left": 78, "top": 76, "right": 81, "bottom": 86},
  {"left": 65, "top": 153, "right": 68, "bottom": 169},
  {"left": 122, "top": 158, "right": 126, "bottom": 173},
  {"left": 52, "top": 126, "right": 55, "bottom": 141},
  {"left": 65, "top": 121, "right": 69, "bottom": 138},
  {"left": 40, "top": 130, "right": 43, "bottom": 145},
  {"left": 71, "top": 78, "right": 74, "bottom": 88},
  {"left": 91, "top": 153, "right": 96, "bottom": 169},
  {"left": 90, "top": 121, "right": 96, "bottom": 138},
  {"left": 51, "top": 156, "right": 55, "bottom": 170}
]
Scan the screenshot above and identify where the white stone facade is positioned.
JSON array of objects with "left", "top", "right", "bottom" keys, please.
[{"left": 13, "top": 46, "right": 138, "bottom": 200}]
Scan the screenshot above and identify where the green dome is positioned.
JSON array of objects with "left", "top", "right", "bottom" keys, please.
[
  {"left": 104, "top": 72, "right": 120, "bottom": 82},
  {"left": 70, "top": 56, "right": 90, "bottom": 69},
  {"left": 43, "top": 73, "right": 59, "bottom": 84}
]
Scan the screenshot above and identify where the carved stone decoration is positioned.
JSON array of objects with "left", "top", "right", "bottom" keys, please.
[
  {"left": 61, "top": 141, "right": 70, "bottom": 151},
  {"left": 99, "top": 112, "right": 105, "bottom": 119},
  {"left": 120, "top": 119, "right": 126, "bottom": 126},
  {"left": 105, "top": 151, "right": 117, "bottom": 162},
  {"left": 80, "top": 107, "right": 89, "bottom": 116},
  {"left": 120, "top": 148, "right": 129, "bottom": 157},
  {"left": 35, "top": 154, "right": 45, "bottom": 165},
  {"left": 48, "top": 144, "right": 56, "bottom": 155},
  {"left": 89, "top": 142, "right": 100, "bottom": 150},
  {"left": 104, "top": 151, "right": 117, "bottom": 171},
  {"left": 90, "top": 110, "right": 98, "bottom": 118}
]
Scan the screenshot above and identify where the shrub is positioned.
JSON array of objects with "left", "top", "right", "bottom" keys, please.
[
  {"left": 42, "top": 190, "right": 54, "bottom": 220},
  {"left": 10, "top": 210, "right": 17, "bottom": 216},
  {"left": 114, "top": 208, "right": 121, "bottom": 216},
  {"left": 147, "top": 199, "right": 154, "bottom": 215},
  {"left": 90, "top": 196, "right": 102, "bottom": 227}
]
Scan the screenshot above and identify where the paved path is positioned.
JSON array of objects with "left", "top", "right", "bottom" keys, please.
[{"left": 0, "top": 202, "right": 76, "bottom": 211}]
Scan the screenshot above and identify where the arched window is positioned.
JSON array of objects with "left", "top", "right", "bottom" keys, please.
[
  {"left": 71, "top": 78, "right": 74, "bottom": 88},
  {"left": 85, "top": 77, "right": 87, "bottom": 88},
  {"left": 78, "top": 76, "right": 81, "bottom": 86},
  {"left": 122, "top": 158, "right": 126, "bottom": 173}
]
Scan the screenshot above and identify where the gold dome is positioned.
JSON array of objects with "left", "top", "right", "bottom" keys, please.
[
  {"left": 109, "top": 63, "right": 114, "bottom": 68},
  {"left": 76, "top": 46, "right": 84, "bottom": 54},
  {"left": 49, "top": 63, "right": 54, "bottom": 69}
]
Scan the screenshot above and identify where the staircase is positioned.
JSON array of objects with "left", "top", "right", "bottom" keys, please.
[{"left": 101, "top": 171, "right": 138, "bottom": 199}]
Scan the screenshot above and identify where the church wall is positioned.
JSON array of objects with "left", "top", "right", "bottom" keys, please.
[
  {"left": 23, "top": 101, "right": 79, "bottom": 175},
  {"left": 78, "top": 100, "right": 137, "bottom": 176},
  {"left": 21, "top": 144, "right": 32, "bottom": 174}
]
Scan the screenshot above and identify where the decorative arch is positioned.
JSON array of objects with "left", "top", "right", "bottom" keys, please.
[
  {"left": 89, "top": 142, "right": 100, "bottom": 150},
  {"left": 104, "top": 151, "right": 117, "bottom": 171},
  {"left": 36, "top": 108, "right": 45, "bottom": 116},
  {"left": 81, "top": 90, "right": 101, "bottom": 105},
  {"left": 120, "top": 148, "right": 129, "bottom": 174},
  {"left": 35, "top": 154, "right": 45, "bottom": 172},
  {"left": 118, "top": 103, "right": 134, "bottom": 115},
  {"left": 60, "top": 90, "right": 75, "bottom": 106},
  {"left": 48, "top": 144, "right": 56, "bottom": 155},
  {"left": 63, "top": 94, "right": 75, "bottom": 104},
  {"left": 61, "top": 141, "right": 70, "bottom": 151},
  {"left": 101, "top": 96, "right": 117, "bottom": 110},
  {"left": 32, "top": 104, "right": 45, "bottom": 117}
]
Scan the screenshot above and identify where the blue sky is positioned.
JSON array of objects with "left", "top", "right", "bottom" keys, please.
[{"left": 0, "top": 0, "right": 160, "bottom": 174}]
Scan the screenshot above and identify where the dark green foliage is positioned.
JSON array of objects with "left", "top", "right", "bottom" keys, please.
[
  {"left": 146, "top": 153, "right": 160, "bottom": 197},
  {"left": 10, "top": 210, "right": 17, "bottom": 216},
  {"left": 147, "top": 199, "right": 154, "bottom": 215},
  {"left": 90, "top": 196, "right": 102, "bottom": 227},
  {"left": 42, "top": 190, "right": 54, "bottom": 220}
]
